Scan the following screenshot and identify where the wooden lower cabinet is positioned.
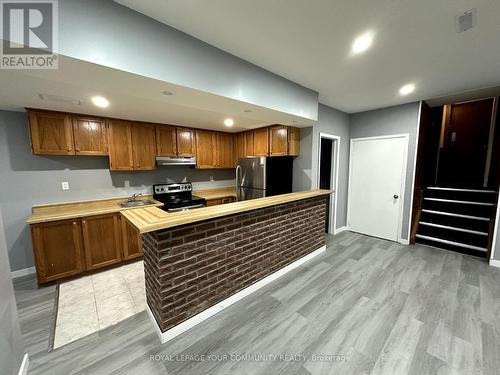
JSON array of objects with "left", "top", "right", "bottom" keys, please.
[
  {"left": 206, "top": 196, "right": 236, "bottom": 206},
  {"left": 82, "top": 213, "right": 122, "bottom": 270},
  {"left": 31, "top": 219, "right": 85, "bottom": 284},
  {"left": 121, "top": 217, "right": 142, "bottom": 260}
]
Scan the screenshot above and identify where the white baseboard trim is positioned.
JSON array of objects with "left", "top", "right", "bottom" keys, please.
[
  {"left": 334, "top": 226, "right": 348, "bottom": 235},
  {"left": 11, "top": 266, "right": 35, "bottom": 279},
  {"left": 18, "top": 354, "right": 29, "bottom": 375},
  {"left": 147, "top": 244, "right": 327, "bottom": 344},
  {"left": 489, "top": 259, "right": 500, "bottom": 268},
  {"left": 399, "top": 238, "right": 410, "bottom": 245}
]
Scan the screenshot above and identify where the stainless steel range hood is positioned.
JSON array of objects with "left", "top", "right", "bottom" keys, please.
[{"left": 156, "top": 156, "right": 196, "bottom": 166}]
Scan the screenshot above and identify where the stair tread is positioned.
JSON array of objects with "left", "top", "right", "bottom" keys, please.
[
  {"left": 423, "top": 198, "right": 496, "bottom": 206},
  {"left": 415, "top": 234, "right": 487, "bottom": 252},
  {"left": 421, "top": 209, "right": 490, "bottom": 221},
  {"left": 427, "top": 187, "right": 497, "bottom": 193},
  {"left": 418, "top": 221, "right": 488, "bottom": 236}
]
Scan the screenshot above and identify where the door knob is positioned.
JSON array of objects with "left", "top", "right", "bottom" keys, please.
[{"left": 393, "top": 194, "right": 399, "bottom": 199}]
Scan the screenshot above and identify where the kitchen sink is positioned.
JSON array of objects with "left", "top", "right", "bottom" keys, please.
[{"left": 119, "top": 200, "right": 155, "bottom": 208}]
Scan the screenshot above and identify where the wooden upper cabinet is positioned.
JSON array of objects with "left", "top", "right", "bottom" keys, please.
[
  {"left": 28, "top": 110, "right": 74, "bottom": 155},
  {"left": 72, "top": 116, "right": 108, "bottom": 155},
  {"left": 131, "top": 123, "right": 156, "bottom": 170},
  {"left": 82, "top": 213, "right": 122, "bottom": 271},
  {"left": 234, "top": 132, "right": 246, "bottom": 163},
  {"left": 176, "top": 127, "right": 196, "bottom": 157},
  {"left": 253, "top": 127, "right": 269, "bottom": 156},
  {"left": 196, "top": 130, "right": 217, "bottom": 168},
  {"left": 288, "top": 127, "right": 300, "bottom": 156},
  {"left": 245, "top": 131, "right": 255, "bottom": 156},
  {"left": 108, "top": 120, "right": 134, "bottom": 171},
  {"left": 31, "top": 219, "right": 84, "bottom": 284},
  {"left": 217, "top": 132, "right": 234, "bottom": 168},
  {"left": 121, "top": 217, "right": 142, "bottom": 261},
  {"left": 269, "top": 125, "right": 289, "bottom": 156},
  {"left": 156, "top": 124, "right": 177, "bottom": 157}
]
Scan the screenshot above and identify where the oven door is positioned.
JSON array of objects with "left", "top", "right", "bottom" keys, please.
[{"left": 166, "top": 203, "right": 206, "bottom": 212}]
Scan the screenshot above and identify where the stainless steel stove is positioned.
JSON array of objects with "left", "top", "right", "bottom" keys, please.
[{"left": 153, "top": 182, "right": 206, "bottom": 212}]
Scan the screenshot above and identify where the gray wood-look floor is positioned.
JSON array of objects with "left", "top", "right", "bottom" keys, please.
[{"left": 13, "top": 231, "right": 500, "bottom": 375}]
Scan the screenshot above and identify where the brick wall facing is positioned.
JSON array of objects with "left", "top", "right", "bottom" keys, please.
[{"left": 142, "top": 196, "right": 327, "bottom": 332}]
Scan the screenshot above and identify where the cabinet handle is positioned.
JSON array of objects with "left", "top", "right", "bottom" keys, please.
[
  {"left": 67, "top": 148, "right": 71, "bottom": 151},
  {"left": 82, "top": 220, "right": 86, "bottom": 224},
  {"left": 73, "top": 221, "right": 77, "bottom": 225},
  {"left": 76, "top": 148, "right": 80, "bottom": 152}
]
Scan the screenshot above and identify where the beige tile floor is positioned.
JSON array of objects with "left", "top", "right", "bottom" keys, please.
[{"left": 53, "top": 260, "right": 145, "bottom": 348}]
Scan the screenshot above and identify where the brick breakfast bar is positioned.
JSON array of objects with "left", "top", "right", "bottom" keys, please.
[{"left": 121, "top": 189, "right": 332, "bottom": 343}]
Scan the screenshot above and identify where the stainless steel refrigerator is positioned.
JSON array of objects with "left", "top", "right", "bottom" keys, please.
[{"left": 236, "top": 156, "right": 294, "bottom": 201}]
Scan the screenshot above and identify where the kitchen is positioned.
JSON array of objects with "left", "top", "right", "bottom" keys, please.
[{"left": 2, "top": 1, "right": 500, "bottom": 375}]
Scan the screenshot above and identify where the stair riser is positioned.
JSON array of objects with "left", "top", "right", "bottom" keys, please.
[
  {"left": 425, "top": 189, "right": 497, "bottom": 203},
  {"left": 423, "top": 200, "right": 496, "bottom": 218},
  {"left": 420, "top": 211, "right": 490, "bottom": 232},
  {"left": 418, "top": 225, "right": 488, "bottom": 248}
]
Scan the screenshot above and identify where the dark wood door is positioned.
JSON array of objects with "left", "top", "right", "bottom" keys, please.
[
  {"left": 132, "top": 123, "right": 156, "bottom": 170},
  {"left": 31, "top": 219, "right": 84, "bottom": 284},
  {"left": 82, "top": 214, "right": 122, "bottom": 270},
  {"left": 108, "top": 120, "right": 134, "bottom": 171},
  {"left": 156, "top": 124, "right": 177, "bottom": 156},
  {"left": 72, "top": 116, "right": 108, "bottom": 155},
  {"left": 121, "top": 217, "right": 143, "bottom": 260},
  {"left": 438, "top": 99, "right": 494, "bottom": 187},
  {"left": 176, "top": 127, "right": 196, "bottom": 157},
  {"left": 28, "top": 110, "right": 74, "bottom": 155},
  {"left": 196, "top": 130, "right": 216, "bottom": 168},
  {"left": 269, "top": 125, "right": 288, "bottom": 156}
]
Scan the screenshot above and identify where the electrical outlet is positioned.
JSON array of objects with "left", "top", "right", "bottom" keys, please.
[{"left": 61, "top": 181, "right": 70, "bottom": 190}]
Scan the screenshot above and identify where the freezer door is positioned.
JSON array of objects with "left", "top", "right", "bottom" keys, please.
[
  {"left": 237, "top": 157, "right": 266, "bottom": 189},
  {"left": 237, "top": 187, "right": 266, "bottom": 201}
]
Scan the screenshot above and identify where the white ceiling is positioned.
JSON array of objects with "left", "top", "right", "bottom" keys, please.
[
  {"left": 116, "top": 0, "right": 500, "bottom": 113},
  {"left": 0, "top": 56, "right": 314, "bottom": 132}
]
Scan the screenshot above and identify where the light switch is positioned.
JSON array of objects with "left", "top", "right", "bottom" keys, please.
[{"left": 61, "top": 181, "right": 70, "bottom": 190}]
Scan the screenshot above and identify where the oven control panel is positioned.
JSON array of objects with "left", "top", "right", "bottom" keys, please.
[{"left": 154, "top": 182, "right": 193, "bottom": 194}]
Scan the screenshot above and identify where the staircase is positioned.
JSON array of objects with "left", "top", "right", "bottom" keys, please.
[{"left": 415, "top": 187, "right": 498, "bottom": 257}]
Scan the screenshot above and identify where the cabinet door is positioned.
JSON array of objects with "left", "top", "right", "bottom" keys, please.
[
  {"left": 217, "top": 132, "right": 234, "bottom": 168},
  {"left": 82, "top": 214, "right": 122, "bottom": 270},
  {"left": 121, "top": 217, "right": 142, "bottom": 260},
  {"left": 234, "top": 132, "right": 246, "bottom": 163},
  {"left": 253, "top": 127, "right": 269, "bottom": 156},
  {"left": 176, "top": 127, "right": 196, "bottom": 157},
  {"left": 108, "top": 120, "right": 134, "bottom": 171},
  {"left": 156, "top": 124, "right": 177, "bottom": 157},
  {"left": 245, "top": 131, "right": 254, "bottom": 156},
  {"left": 196, "top": 130, "right": 216, "bottom": 168},
  {"left": 72, "top": 116, "right": 108, "bottom": 155},
  {"left": 269, "top": 125, "right": 288, "bottom": 156},
  {"left": 206, "top": 198, "right": 223, "bottom": 206},
  {"left": 31, "top": 219, "right": 84, "bottom": 284},
  {"left": 28, "top": 110, "right": 74, "bottom": 155},
  {"left": 288, "top": 127, "right": 300, "bottom": 156},
  {"left": 132, "top": 123, "right": 156, "bottom": 170},
  {"left": 221, "top": 196, "right": 235, "bottom": 204}
]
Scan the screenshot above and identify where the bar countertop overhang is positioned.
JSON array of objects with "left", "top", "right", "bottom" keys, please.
[{"left": 122, "top": 189, "right": 334, "bottom": 233}]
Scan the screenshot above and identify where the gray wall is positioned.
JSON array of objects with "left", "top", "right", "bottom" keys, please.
[
  {"left": 350, "top": 102, "right": 421, "bottom": 241},
  {"left": 0, "top": 110, "right": 235, "bottom": 272},
  {"left": 0, "top": 209, "right": 25, "bottom": 375},
  {"left": 58, "top": 0, "right": 318, "bottom": 121},
  {"left": 293, "top": 104, "right": 351, "bottom": 230}
]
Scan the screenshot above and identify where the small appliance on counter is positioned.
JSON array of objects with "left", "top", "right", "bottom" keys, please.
[
  {"left": 236, "top": 156, "right": 294, "bottom": 201},
  {"left": 153, "top": 182, "right": 206, "bottom": 212}
]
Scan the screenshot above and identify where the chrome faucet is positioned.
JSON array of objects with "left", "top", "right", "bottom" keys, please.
[{"left": 129, "top": 193, "right": 143, "bottom": 202}]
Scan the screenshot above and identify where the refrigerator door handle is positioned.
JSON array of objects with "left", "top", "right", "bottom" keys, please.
[{"left": 236, "top": 165, "right": 242, "bottom": 187}]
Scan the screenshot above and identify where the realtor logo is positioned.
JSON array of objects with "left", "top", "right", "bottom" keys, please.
[{"left": 1, "top": 0, "right": 58, "bottom": 69}]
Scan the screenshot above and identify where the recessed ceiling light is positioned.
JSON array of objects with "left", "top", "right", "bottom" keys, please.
[
  {"left": 243, "top": 109, "right": 252, "bottom": 113},
  {"left": 91, "top": 96, "right": 109, "bottom": 108},
  {"left": 351, "top": 32, "right": 374, "bottom": 54},
  {"left": 399, "top": 83, "right": 416, "bottom": 96},
  {"left": 292, "top": 120, "right": 298, "bottom": 124},
  {"left": 162, "top": 90, "right": 174, "bottom": 96},
  {"left": 224, "top": 118, "right": 234, "bottom": 127}
]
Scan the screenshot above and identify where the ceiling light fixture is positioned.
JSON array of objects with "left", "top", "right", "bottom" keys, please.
[
  {"left": 91, "top": 96, "right": 109, "bottom": 108},
  {"left": 162, "top": 90, "right": 173, "bottom": 96},
  {"left": 243, "top": 109, "right": 252, "bottom": 113},
  {"left": 224, "top": 118, "right": 234, "bottom": 127},
  {"left": 351, "top": 32, "right": 374, "bottom": 54},
  {"left": 399, "top": 83, "right": 416, "bottom": 96}
]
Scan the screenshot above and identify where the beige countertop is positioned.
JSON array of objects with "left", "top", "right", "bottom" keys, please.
[
  {"left": 192, "top": 186, "right": 236, "bottom": 200},
  {"left": 26, "top": 195, "right": 163, "bottom": 224},
  {"left": 121, "top": 189, "right": 333, "bottom": 234}
]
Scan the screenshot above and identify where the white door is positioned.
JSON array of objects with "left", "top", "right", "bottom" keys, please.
[{"left": 348, "top": 135, "right": 407, "bottom": 241}]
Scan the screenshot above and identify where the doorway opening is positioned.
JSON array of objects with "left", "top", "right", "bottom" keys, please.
[
  {"left": 318, "top": 133, "right": 340, "bottom": 234},
  {"left": 411, "top": 97, "right": 500, "bottom": 258}
]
